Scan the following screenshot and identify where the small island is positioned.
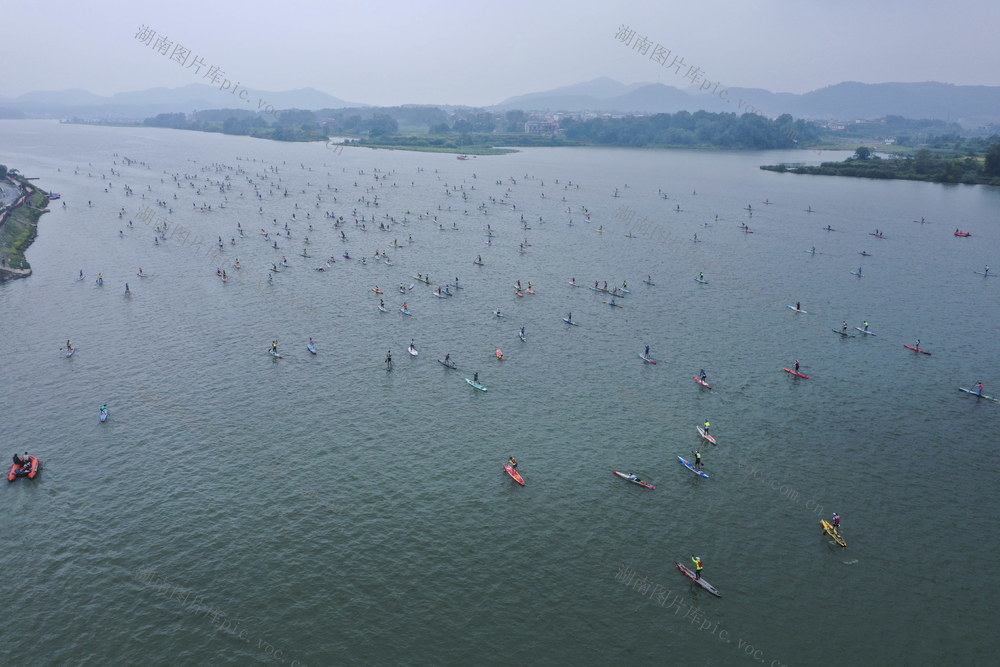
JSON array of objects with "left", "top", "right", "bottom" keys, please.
[
  {"left": 761, "top": 142, "right": 1000, "bottom": 186},
  {"left": 0, "top": 164, "right": 51, "bottom": 280}
]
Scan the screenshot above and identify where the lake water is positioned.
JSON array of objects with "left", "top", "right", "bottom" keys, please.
[{"left": 1, "top": 120, "right": 998, "bottom": 666}]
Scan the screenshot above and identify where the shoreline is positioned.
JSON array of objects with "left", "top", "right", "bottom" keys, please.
[{"left": 0, "top": 171, "right": 50, "bottom": 280}]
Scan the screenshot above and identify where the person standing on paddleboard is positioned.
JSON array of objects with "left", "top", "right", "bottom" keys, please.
[
  {"left": 508, "top": 456, "right": 517, "bottom": 470},
  {"left": 796, "top": 302, "right": 801, "bottom": 311},
  {"left": 794, "top": 360, "right": 800, "bottom": 373},
  {"left": 645, "top": 345, "right": 650, "bottom": 357},
  {"left": 863, "top": 321, "right": 869, "bottom": 332},
  {"left": 703, "top": 420, "right": 710, "bottom": 437},
  {"left": 693, "top": 449, "right": 703, "bottom": 470},
  {"left": 691, "top": 556, "right": 704, "bottom": 579},
  {"left": 977, "top": 381, "right": 984, "bottom": 396},
  {"left": 700, "top": 369, "right": 708, "bottom": 383},
  {"left": 473, "top": 371, "right": 479, "bottom": 384},
  {"left": 842, "top": 321, "right": 848, "bottom": 334}
]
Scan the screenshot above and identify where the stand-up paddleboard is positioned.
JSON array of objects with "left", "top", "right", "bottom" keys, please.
[
  {"left": 563, "top": 318, "right": 580, "bottom": 326},
  {"left": 958, "top": 387, "right": 998, "bottom": 401},
  {"left": 408, "top": 345, "right": 418, "bottom": 357},
  {"left": 439, "top": 358, "right": 457, "bottom": 369},
  {"left": 638, "top": 353, "right": 657, "bottom": 365},
  {"left": 696, "top": 426, "right": 716, "bottom": 444},
  {"left": 612, "top": 470, "right": 655, "bottom": 490},
  {"left": 832, "top": 329, "right": 856, "bottom": 338},
  {"left": 99, "top": 407, "right": 109, "bottom": 423},
  {"left": 850, "top": 270, "right": 864, "bottom": 277},
  {"left": 466, "top": 378, "right": 487, "bottom": 391},
  {"left": 821, "top": 519, "right": 847, "bottom": 547},
  {"left": 784, "top": 368, "right": 809, "bottom": 378},
  {"left": 400, "top": 307, "right": 412, "bottom": 316},
  {"left": 504, "top": 463, "right": 525, "bottom": 485},
  {"left": 65, "top": 347, "right": 76, "bottom": 357},
  {"left": 903, "top": 344, "right": 931, "bottom": 355},
  {"left": 519, "top": 332, "right": 526, "bottom": 342},
  {"left": 307, "top": 342, "right": 317, "bottom": 355},
  {"left": 269, "top": 349, "right": 283, "bottom": 359},
  {"left": 567, "top": 280, "right": 580, "bottom": 287},
  {"left": 974, "top": 271, "right": 997, "bottom": 277},
  {"left": 643, "top": 279, "right": 654, "bottom": 286},
  {"left": 677, "top": 456, "right": 709, "bottom": 478},
  {"left": 694, "top": 376, "right": 712, "bottom": 389},
  {"left": 602, "top": 300, "right": 623, "bottom": 308},
  {"left": 378, "top": 305, "right": 386, "bottom": 312},
  {"left": 676, "top": 562, "right": 721, "bottom": 597},
  {"left": 855, "top": 327, "right": 876, "bottom": 336},
  {"left": 786, "top": 305, "right": 807, "bottom": 314},
  {"left": 695, "top": 278, "right": 709, "bottom": 284}
]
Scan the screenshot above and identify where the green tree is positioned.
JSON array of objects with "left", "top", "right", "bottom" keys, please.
[
  {"left": 984, "top": 142, "right": 1000, "bottom": 176},
  {"left": 0, "top": 164, "right": 7, "bottom": 180},
  {"left": 853, "top": 146, "right": 872, "bottom": 161}
]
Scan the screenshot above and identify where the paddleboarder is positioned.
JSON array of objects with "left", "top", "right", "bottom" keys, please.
[
  {"left": 985, "top": 265, "right": 991, "bottom": 277},
  {"left": 842, "top": 321, "right": 848, "bottom": 334},
  {"left": 508, "top": 456, "right": 517, "bottom": 470},
  {"left": 691, "top": 556, "right": 704, "bottom": 579},
  {"left": 699, "top": 369, "right": 708, "bottom": 383},
  {"left": 645, "top": 345, "right": 650, "bottom": 357},
  {"left": 977, "top": 381, "right": 984, "bottom": 397},
  {"left": 699, "top": 272, "right": 704, "bottom": 281},
  {"left": 794, "top": 360, "right": 800, "bottom": 373},
  {"left": 832, "top": 512, "right": 841, "bottom": 533},
  {"left": 703, "top": 420, "right": 710, "bottom": 436},
  {"left": 66, "top": 340, "right": 73, "bottom": 351},
  {"left": 693, "top": 449, "right": 703, "bottom": 471},
  {"left": 796, "top": 302, "right": 801, "bottom": 311},
  {"left": 473, "top": 371, "right": 479, "bottom": 384},
  {"left": 863, "top": 321, "right": 870, "bottom": 332}
]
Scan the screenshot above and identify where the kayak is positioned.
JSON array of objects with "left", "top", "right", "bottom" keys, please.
[
  {"left": 784, "top": 368, "right": 809, "bottom": 378},
  {"left": 8, "top": 456, "right": 40, "bottom": 482},
  {"left": 307, "top": 343, "right": 317, "bottom": 354},
  {"left": 408, "top": 346, "right": 418, "bottom": 357},
  {"left": 821, "top": 519, "right": 847, "bottom": 547},
  {"left": 832, "top": 329, "right": 856, "bottom": 338},
  {"left": 496, "top": 349, "right": 503, "bottom": 360},
  {"left": 504, "top": 463, "right": 525, "bottom": 485},
  {"left": 903, "top": 344, "right": 931, "bottom": 355},
  {"left": 466, "top": 378, "right": 487, "bottom": 391},
  {"left": 677, "top": 456, "right": 709, "bottom": 478},
  {"left": 695, "top": 278, "right": 709, "bottom": 284},
  {"left": 694, "top": 376, "right": 712, "bottom": 389},
  {"left": 612, "top": 470, "right": 655, "bottom": 490},
  {"left": 99, "top": 407, "right": 109, "bottom": 423},
  {"left": 676, "top": 562, "right": 721, "bottom": 597},
  {"left": 696, "top": 426, "right": 716, "bottom": 444},
  {"left": 786, "top": 305, "right": 807, "bottom": 314},
  {"left": 439, "top": 358, "right": 457, "bottom": 369},
  {"left": 638, "top": 353, "right": 657, "bottom": 365},
  {"left": 563, "top": 318, "right": 580, "bottom": 326},
  {"left": 958, "top": 387, "right": 998, "bottom": 402},
  {"left": 855, "top": 327, "right": 876, "bottom": 336},
  {"left": 602, "top": 301, "right": 623, "bottom": 308}
]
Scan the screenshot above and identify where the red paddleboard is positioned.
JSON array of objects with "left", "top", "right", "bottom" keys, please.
[
  {"left": 694, "top": 376, "right": 712, "bottom": 389},
  {"left": 515, "top": 291, "right": 523, "bottom": 297},
  {"left": 783, "top": 368, "right": 809, "bottom": 378},
  {"left": 504, "top": 463, "right": 524, "bottom": 485},
  {"left": 903, "top": 344, "right": 931, "bottom": 355}
]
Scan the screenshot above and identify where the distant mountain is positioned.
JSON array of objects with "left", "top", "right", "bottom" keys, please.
[
  {"left": 1, "top": 85, "right": 364, "bottom": 120},
  {"left": 494, "top": 79, "right": 1000, "bottom": 125}
]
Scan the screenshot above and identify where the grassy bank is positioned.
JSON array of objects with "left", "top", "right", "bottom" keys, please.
[{"left": 0, "top": 181, "right": 49, "bottom": 270}]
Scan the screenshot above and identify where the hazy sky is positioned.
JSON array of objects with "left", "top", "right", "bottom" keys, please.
[{"left": 3, "top": 0, "right": 998, "bottom": 106}]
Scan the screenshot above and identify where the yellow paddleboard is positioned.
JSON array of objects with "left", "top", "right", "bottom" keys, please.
[{"left": 821, "top": 520, "right": 847, "bottom": 547}]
